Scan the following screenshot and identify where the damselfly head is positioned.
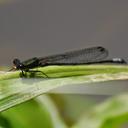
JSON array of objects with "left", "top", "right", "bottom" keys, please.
[{"left": 13, "top": 58, "right": 24, "bottom": 70}]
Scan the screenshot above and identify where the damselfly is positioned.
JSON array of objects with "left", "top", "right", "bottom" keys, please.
[{"left": 11, "top": 46, "right": 126, "bottom": 76}]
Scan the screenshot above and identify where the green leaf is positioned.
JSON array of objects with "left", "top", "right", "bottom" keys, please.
[
  {"left": 1, "top": 95, "right": 67, "bottom": 128},
  {"left": 72, "top": 94, "right": 128, "bottom": 128},
  {"left": 0, "top": 65, "right": 128, "bottom": 112}
]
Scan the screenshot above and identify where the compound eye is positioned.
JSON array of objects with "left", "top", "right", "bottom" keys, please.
[
  {"left": 19, "top": 64, "right": 23, "bottom": 67},
  {"left": 17, "top": 64, "right": 24, "bottom": 69}
]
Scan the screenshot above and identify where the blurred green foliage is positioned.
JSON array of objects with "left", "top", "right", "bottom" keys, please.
[
  {"left": 1, "top": 95, "right": 67, "bottom": 128},
  {"left": 0, "top": 94, "right": 128, "bottom": 128}
]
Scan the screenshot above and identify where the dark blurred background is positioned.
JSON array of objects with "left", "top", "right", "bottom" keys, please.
[{"left": 0, "top": 0, "right": 128, "bottom": 66}]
